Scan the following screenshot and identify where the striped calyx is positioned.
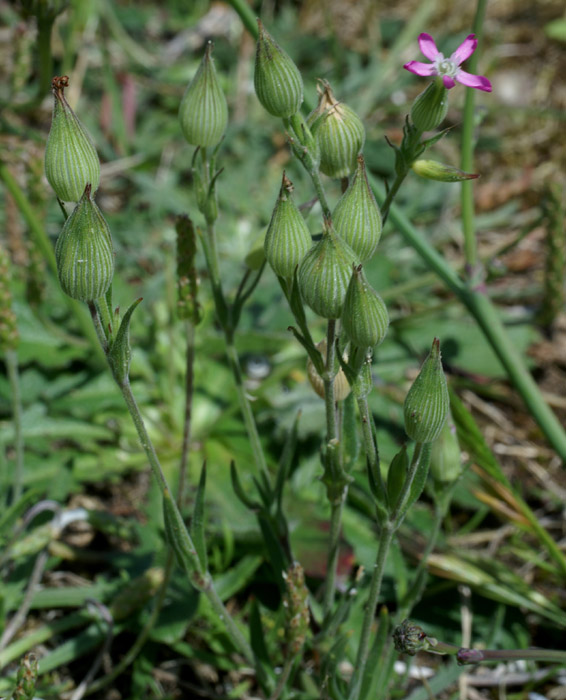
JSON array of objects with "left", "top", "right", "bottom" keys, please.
[
  {"left": 55, "top": 184, "right": 114, "bottom": 302},
  {"left": 298, "top": 220, "right": 357, "bottom": 319},
  {"left": 342, "top": 265, "right": 389, "bottom": 348},
  {"left": 307, "top": 338, "right": 351, "bottom": 402},
  {"left": 179, "top": 41, "right": 228, "bottom": 148},
  {"left": 403, "top": 338, "right": 449, "bottom": 443},
  {"left": 333, "top": 155, "right": 382, "bottom": 261},
  {"left": 308, "top": 80, "right": 365, "bottom": 179},
  {"left": 264, "top": 172, "right": 311, "bottom": 278},
  {"left": 45, "top": 76, "right": 100, "bottom": 203},
  {"left": 410, "top": 78, "right": 448, "bottom": 132},
  {"left": 254, "top": 19, "right": 303, "bottom": 118}
]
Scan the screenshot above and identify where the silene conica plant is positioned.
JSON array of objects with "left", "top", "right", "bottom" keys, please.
[{"left": 21, "top": 15, "right": 563, "bottom": 700}]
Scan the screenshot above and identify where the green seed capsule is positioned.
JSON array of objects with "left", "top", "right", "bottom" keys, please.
[
  {"left": 254, "top": 20, "right": 304, "bottom": 118},
  {"left": 342, "top": 265, "right": 389, "bottom": 348},
  {"left": 403, "top": 338, "right": 449, "bottom": 443},
  {"left": 298, "top": 221, "right": 357, "bottom": 319},
  {"left": 410, "top": 78, "right": 448, "bottom": 132},
  {"left": 308, "top": 80, "right": 365, "bottom": 179},
  {"left": 45, "top": 76, "right": 100, "bottom": 203},
  {"left": 264, "top": 172, "right": 311, "bottom": 278},
  {"left": 333, "top": 155, "right": 382, "bottom": 261},
  {"left": 55, "top": 184, "right": 114, "bottom": 302},
  {"left": 179, "top": 41, "right": 228, "bottom": 148},
  {"left": 430, "top": 412, "right": 462, "bottom": 483}
]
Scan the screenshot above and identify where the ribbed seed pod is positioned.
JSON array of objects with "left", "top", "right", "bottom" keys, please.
[
  {"left": 55, "top": 184, "right": 114, "bottom": 302},
  {"left": 410, "top": 78, "right": 448, "bottom": 132},
  {"left": 298, "top": 221, "right": 357, "bottom": 319},
  {"left": 254, "top": 20, "right": 303, "bottom": 118},
  {"left": 179, "top": 41, "right": 228, "bottom": 148},
  {"left": 306, "top": 339, "right": 351, "bottom": 401},
  {"left": 430, "top": 412, "right": 462, "bottom": 484},
  {"left": 403, "top": 338, "right": 449, "bottom": 443},
  {"left": 45, "top": 76, "right": 100, "bottom": 202},
  {"left": 342, "top": 265, "right": 389, "bottom": 348},
  {"left": 308, "top": 80, "right": 365, "bottom": 179},
  {"left": 333, "top": 155, "right": 382, "bottom": 261},
  {"left": 264, "top": 172, "right": 311, "bottom": 278}
]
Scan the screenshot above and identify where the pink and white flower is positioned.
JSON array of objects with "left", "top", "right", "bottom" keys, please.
[{"left": 404, "top": 33, "right": 492, "bottom": 92}]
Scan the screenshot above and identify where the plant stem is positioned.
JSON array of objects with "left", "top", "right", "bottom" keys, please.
[
  {"left": 381, "top": 168, "right": 409, "bottom": 224},
  {"left": 460, "top": 0, "right": 488, "bottom": 272},
  {"left": 5, "top": 350, "right": 24, "bottom": 503},
  {"left": 270, "top": 654, "right": 297, "bottom": 700},
  {"left": 390, "top": 442, "right": 427, "bottom": 526},
  {"left": 356, "top": 394, "right": 387, "bottom": 504},
  {"left": 347, "top": 523, "right": 395, "bottom": 700},
  {"left": 178, "top": 320, "right": 195, "bottom": 500}
]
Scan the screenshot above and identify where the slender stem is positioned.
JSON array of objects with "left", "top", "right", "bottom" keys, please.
[
  {"left": 390, "top": 442, "right": 426, "bottom": 526},
  {"left": 309, "top": 167, "right": 332, "bottom": 219},
  {"left": 322, "top": 498, "right": 346, "bottom": 618},
  {"left": 5, "top": 350, "right": 24, "bottom": 503},
  {"left": 37, "top": 16, "right": 55, "bottom": 100},
  {"left": 270, "top": 654, "right": 297, "bottom": 700},
  {"left": 381, "top": 168, "right": 409, "bottom": 224},
  {"left": 178, "top": 321, "right": 195, "bottom": 500},
  {"left": 356, "top": 394, "right": 387, "bottom": 504},
  {"left": 224, "top": 341, "right": 270, "bottom": 482},
  {"left": 460, "top": 0, "right": 489, "bottom": 271},
  {"left": 323, "top": 320, "right": 337, "bottom": 441},
  {"left": 347, "top": 524, "right": 395, "bottom": 700}
]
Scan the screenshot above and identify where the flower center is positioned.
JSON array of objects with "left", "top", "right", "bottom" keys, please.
[{"left": 434, "top": 54, "right": 459, "bottom": 78}]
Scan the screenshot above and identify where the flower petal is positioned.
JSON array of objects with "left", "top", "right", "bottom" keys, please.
[
  {"left": 442, "top": 75, "right": 456, "bottom": 89},
  {"left": 456, "top": 70, "right": 492, "bottom": 92},
  {"left": 404, "top": 60, "right": 437, "bottom": 77},
  {"left": 418, "top": 33, "right": 440, "bottom": 61},
  {"left": 450, "top": 34, "right": 477, "bottom": 65}
]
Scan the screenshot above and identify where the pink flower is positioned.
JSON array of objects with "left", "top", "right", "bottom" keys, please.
[{"left": 404, "top": 33, "right": 492, "bottom": 92}]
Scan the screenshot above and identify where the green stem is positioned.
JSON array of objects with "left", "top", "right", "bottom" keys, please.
[
  {"left": 37, "top": 15, "right": 55, "bottom": 100},
  {"left": 390, "top": 442, "right": 426, "bottom": 526},
  {"left": 322, "top": 498, "right": 345, "bottom": 618},
  {"left": 270, "top": 653, "right": 297, "bottom": 700},
  {"left": 323, "top": 320, "right": 337, "bottom": 441},
  {"left": 178, "top": 321, "right": 195, "bottom": 500},
  {"left": 0, "top": 163, "right": 105, "bottom": 365},
  {"left": 347, "top": 524, "right": 395, "bottom": 700},
  {"left": 309, "top": 165, "right": 332, "bottom": 220},
  {"left": 356, "top": 394, "right": 387, "bottom": 505},
  {"left": 460, "top": 0, "right": 489, "bottom": 272},
  {"left": 5, "top": 350, "right": 24, "bottom": 503},
  {"left": 381, "top": 168, "right": 409, "bottom": 224}
]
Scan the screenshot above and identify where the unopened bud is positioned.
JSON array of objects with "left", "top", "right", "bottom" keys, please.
[
  {"left": 412, "top": 159, "right": 478, "bottom": 182},
  {"left": 179, "top": 42, "right": 228, "bottom": 148},
  {"left": 410, "top": 78, "right": 448, "bottom": 132},
  {"left": 307, "top": 338, "right": 350, "bottom": 402},
  {"left": 308, "top": 80, "right": 365, "bottom": 179},
  {"left": 55, "top": 184, "right": 114, "bottom": 302},
  {"left": 333, "top": 155, "right": 382, "bottom": 261},
  {"left": 264, "top": 172, "right": 311, "bottom": 278},
  {"left": 254, "top": 20, "right": 303, "bottom": 118},
  {"left": 45, "top": 76, "right": 100, "bottom": 202},
  {"left": 430, "top": 411, "right": 461, "bottom": 483},
  {"left": 298, "top": 221, "right": 357, "bottom": 319},
  {"left": 342, "top": 265, "right": 388, "bottom": 348},
  {"left": 403, "top": 338, "right": 449, "bottom": 443}
]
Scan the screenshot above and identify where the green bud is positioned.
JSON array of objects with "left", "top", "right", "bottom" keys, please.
[
  {"left": 412, "top": 159, "right": 479, "bottom": 182},
  {"left": 308, "top": 80, "right": 365, "bottom": 179},
  {"left": 179, "top": 41, "right": 228, "bottom": 148},
  {"left": 386, "top": 445, "right": 409, "bottom": 511},
  {"left": 403, "top": 338, "right": 449, "bottom": 443},
  {"left": 430, "top": 411, "right": 462, "bottom": 484},
  {"left": 45, "top": 76, "right": 101, "bottom": 202},
  {"left": 254, "top": 20, "right": 303, "bottom": 118},
  {"left": 55, "top": 184, "right": 114, "bottom": 302},
  {"left": 342, "top": 265, "right": 389, "bottom": 348},
  {"left": 264, "top": 172, "right": 311, "bottom": 278},
  {"left": 333, "top": 155, "right": 382, "bottom": 261},
  {"left": 410, "top": 78, "right": 448, "bottom": 132},
  {"left": 307, "top": 338, "right": 351, "bottom": 402},
  {"left": 283, "top": 562, "right": 310, "bottom": 654},
  {"left": 0, "top": 245, "right": 19, "bottom": 352},
  {"left": 298, "top": 220, "right": 357, "bottom": 319}
]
